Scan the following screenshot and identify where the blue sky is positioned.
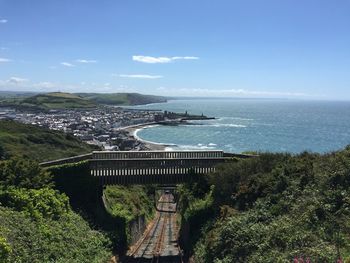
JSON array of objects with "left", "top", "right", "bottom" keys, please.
[{"left": 0, "top": 0, "right": 350, "bottom": 99}]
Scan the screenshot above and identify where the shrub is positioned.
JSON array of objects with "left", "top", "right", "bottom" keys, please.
[{"left": 0, "top": 157, "right": 53, "bottom": 189}]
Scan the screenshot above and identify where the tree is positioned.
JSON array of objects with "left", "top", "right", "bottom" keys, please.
[
  {"left": 0, "top": 144, "right": 7, "bottom": 160},
  {"left": 0, "top": 157, "right": 53, "bottom": 189},
  {"left": 0, "top": 187, "right": 70, "bottom": 220},
  {"left": 0, "top": 236, "right": 11, "bottom": 262}
]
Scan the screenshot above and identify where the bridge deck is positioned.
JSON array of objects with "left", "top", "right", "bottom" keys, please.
[
  {"left": 92, "top": 150, "right": 224, "bottom": 159},
  {"left": 91, "top": 150, "right": 226, "bottom": 185}
]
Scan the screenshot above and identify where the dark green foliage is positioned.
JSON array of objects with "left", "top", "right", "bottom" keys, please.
[
  {"left": 47, "top": 162, "right": 156, "bottom": 252},
  {"left": 0, "top": 156, "right": 112, "bottom": 262},
  {"left": 177, "top": 175, "right": 215, "bottom": 253},
  {"left": 46, "top": 161, "right": 127, "bottom": 253},
  {"left": 104, "top": 185, "right": 154, "bottom": 223},
  {"left": 0, "top": 187, "right": 69, "bottom": 220},
  {"left": 103, "top": 185, "right": 155, "bottom": 245},
  {"left": 0, "top": 157, "right": 53, "bottom": 189},
  {"left": 0, "top": 144, "right": 7, "bottom": 160},
  {"left": 0, "top": 236, "right": 11, "bottom": 262},
  {"left": 0, "top": 206, "right": 111, "bottom": 263},
  {"left": 179, "top": 147, "right": 350, "bottom": 262},
  {"left": 0, "top": 120, "right": 97, "bottom": 162},
  {"left": 46, "top": 161, "right": 99, "bottom": 209}
]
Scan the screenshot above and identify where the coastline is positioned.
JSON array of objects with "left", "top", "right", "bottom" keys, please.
[
  {"left": 115, "top": 113, "right": 215, "bottom": 151},
  {"left": 118, "top": 122, "right": 171, "bottom": 151}
]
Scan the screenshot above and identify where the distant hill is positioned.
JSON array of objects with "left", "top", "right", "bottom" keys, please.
[
  {"left": 0, "top": 90, "right": 39, "bottom": 98},
  {"left": 0, "top": 92, "right": 167, "bottom": 110},
  {"left": 0, "top": 120, "right": 98, "bottom": 162},
  {"left": 77, "top": 92, "right": 167, "bottom": 106},
  {"left": 20, "top": 92, "right": 96, "bottom": 110}
]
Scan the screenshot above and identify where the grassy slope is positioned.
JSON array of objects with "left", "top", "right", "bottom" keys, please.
[
  {"left": 78, "top": 92, "right": 167, "bottom": 105},
  {"left": 20, "top": 92, "right": 96, "bottom": 110},
  {"left": 103, "top": 185, "right": 154, "bottom": 223},
  {"left": 1, "top": 92, "right": 166, "bottom": 110},
  {"left": 0, "top": 120, "right": 97, "bottom": 162}
]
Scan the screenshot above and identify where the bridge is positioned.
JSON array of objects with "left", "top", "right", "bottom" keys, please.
[
  {"left": 90, "top": 150, "right": 229, "bottom": 185},
  {"left": 40, "top": 150, "right": 256, "bottom": 185}
]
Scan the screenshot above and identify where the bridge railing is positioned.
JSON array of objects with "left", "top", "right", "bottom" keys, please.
[
  {"left": 39, "top": 153, "right": 93, "bottom": 167},
  {"left": 92, "top": 150, "right": 224, "bottom": 160},
  {"left": 90, "top": 150, "right": 228, "bottom": 185}
]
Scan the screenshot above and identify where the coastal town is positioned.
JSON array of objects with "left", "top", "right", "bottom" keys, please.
[
  {"left": 0, "top": 106, "right": 212, "bottom": 151},
  {"left": 0, "top": 106, "right": 166, "bottom": 151}
]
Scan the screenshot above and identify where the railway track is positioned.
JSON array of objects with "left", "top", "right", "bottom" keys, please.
[{"left": 125, "top": 193, "right": 183, "bottom": 263}]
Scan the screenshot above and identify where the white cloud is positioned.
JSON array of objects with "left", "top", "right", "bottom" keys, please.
[
  {"left": 0, "top": 19, "right": 7, "bottom": 24},
  {"left": 0, "top": 57, "right": 11, "bottom": 63},
  {"left": 0, "top": 78, "right": 135, "bottom": 93},
  {"left": 132, "top": 55, "right": 199, "bottom": 64},
  {"left": 75, "top": 59, "right": 97, "bottom": 63},
  {"left": 6, "top": 77, "right": 29, "bottom": 84},
  {"left": 61, "top": 62, "right": 75, "bottom": 67},
  {"left": 118, "top": 74, "right": 163, "bottom": 79},
  {"left": 36, "top": 82, "right": 56, "bottom": 89},
  {"left": 0, "top": 76, "right": 319, "bottom": 98},
  {"left": 152, "top": 87, "right": 309, "bottom": 98}
]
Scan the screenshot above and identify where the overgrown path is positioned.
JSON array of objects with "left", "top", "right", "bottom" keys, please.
[{"left": 125, "top": 193, "right": 183, "bottom": 263}]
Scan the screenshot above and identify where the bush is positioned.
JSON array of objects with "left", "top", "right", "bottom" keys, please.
[
  {"left": 0, "top": 157, "right": 53, "bottom": 189},
  {"left": 179, "top": 148, "right": 350, "bottom": 262},
  {"left": 0, "top": 236, "right": 11, "bottom": 263},
  {"left": 0, "top": 187, "right": 70, "bottom": 220},
  {"left": 0, "top": 206, "right": 111, "bottom": 263}
]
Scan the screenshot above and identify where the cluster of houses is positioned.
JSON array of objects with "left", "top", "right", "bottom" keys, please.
[{"left": 0, "top": 107, "right": 165, "bottom": 151}]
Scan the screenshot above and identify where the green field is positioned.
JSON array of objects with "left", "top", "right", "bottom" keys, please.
[
  {"left": 0, "top": 91, "right": 167, "bottom": 111},
  {"left": 78, "top": 92, "right": 167, "bottom": 106},
  {"left": 20, "top": 92, "right": 97, "bottom": 110},
  {"left": 0, "top": 120, "right": 97, "bottom": 162}
]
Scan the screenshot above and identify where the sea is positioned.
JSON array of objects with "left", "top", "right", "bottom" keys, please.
[{"left": 129, "top": 98, "right": 350, "bottom": 154}]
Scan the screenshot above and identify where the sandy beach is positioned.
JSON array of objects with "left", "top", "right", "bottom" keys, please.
[{"left": 119, "top": 122, "right": 169, "bottom": 151}]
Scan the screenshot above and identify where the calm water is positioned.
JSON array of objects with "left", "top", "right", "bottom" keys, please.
[{"left": 131, "top": 99, "right": 350, "bottom": 154}]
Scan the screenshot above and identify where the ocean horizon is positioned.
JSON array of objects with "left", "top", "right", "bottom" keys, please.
[{"left": 129, "top": 98, "right": 350, "bottom": 154}]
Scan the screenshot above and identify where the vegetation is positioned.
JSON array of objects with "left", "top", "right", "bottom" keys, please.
[
  {"left": 0, "top": 157, "right": 53, "bottom": 189},
  {"left": 0, "top": 120, "right": 97, "bottom": 162},
  {"left": 78, "top": 92, "right": 167, "bottom": 106},
  {"left": 0, "top": 91, "right": 37, "bottom": 99},
  {"left": 0, "top": 91, "right": 167, "bottom": 110},
  {"left": 104, "top": 185, "right": 154, "bottom": 223},
  {"left": 0, "top": 157, "right": 111, "bottom": 262},
  {"left": 20, "top": 92, "right": 97, "bottom": 110},
  {"left": 0, "top": 119, "right": 159, "bottom": 261},
  {"left": 178, "top": 147, "right": 350, "bottom": 262},
  {"left": 46, "top": 161, "right": 99, "bottom": 210},
  {"left": 103, "top": 185, "right": 155, "bottom": 245},
  {"left": 0, "top": 207, "right": 111, "bottom": 263},
  {"left": 47, "top": 161, "right": 156, "bottom": 251}
]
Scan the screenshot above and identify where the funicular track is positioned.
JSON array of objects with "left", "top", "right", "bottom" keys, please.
[{"left": 125, "top": 193, "right": 183, "bottom": 263}]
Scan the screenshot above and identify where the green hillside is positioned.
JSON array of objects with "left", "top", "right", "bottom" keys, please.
[
  {"left": 78, "top": 92, "right": 167, "bottom": 105},
  {"left": 0, "top": 120, "right": 97, "bottom": 162},
  {"left": 0, "top": 92, "right": 167, "bottom": 110},
  {"left": 0, "top": 158, "right": 111, "bottom": 262},
  {"left": 178, "top": 147, "right": 350, "bottom": 262},
  {"left": 19, "top": 92, "right": 96, "bottom": 110}
]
